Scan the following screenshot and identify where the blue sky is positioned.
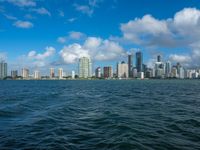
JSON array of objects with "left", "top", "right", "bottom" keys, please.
[{"left": 1, "top": 0, "right": 200, "bottom": 75}]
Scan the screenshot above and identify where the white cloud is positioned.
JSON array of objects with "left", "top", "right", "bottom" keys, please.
[
  {"left": 57, "top": 37, "right": 66, "bottom": 43},
  {"left": 57, "top": 31, "right": 86, "bottom": 43},
  {"left": 18, "top": 46, "right": 56, "bottom": 68},
  {"left": 13, "top": 20, "right": 33, "bottom": 28},
  {"left": 59, "top": 44, "right": 90, "bottom": 64},
  {"left": 69, "top": 31, "right": 85, "bottom": 40},
  {"left": 59, "top": 37, "right": 124, "bottom": 64},
  {"left": 4, "top": 14, "right": 17, "bottom": 20},
  {"left": 169, "top": 54, "right": 191, "bottom": 64},
  {"left": 6, "top": 0, "right": 36, "bottom": 7},
  {"left": 0, "top": 52, "right": 7, "bottom": 61},
  {"left": 67, "top": 17, "right": 77, "bottom": 23},
  {"left": 118, "top": 7, "right": 200, "bottom": 67},
  {"left": 31, "top": 7, "right": 51, "bottom": 16},
  {"left": 28, "top": 46, "right": 55, "bottom": 60},
  {"left": 74, "top": 0, "right": 103, "bottom": 17},
  {"left": 74, "top": 4, "right": 93, "bottom": 16}
]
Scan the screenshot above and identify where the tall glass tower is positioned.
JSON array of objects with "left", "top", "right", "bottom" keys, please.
[
  {"left": 136, "top": 52, "right": 143, "bottom": 72},
  {"left": 0, "top": 60, "right": 7, "bottom": 79},
  {"left": 128, "top": 54, "right": 133, "bottom": 77}
]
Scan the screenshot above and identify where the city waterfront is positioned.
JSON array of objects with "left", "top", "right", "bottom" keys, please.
[{"left": 0, "top": 80, "right": 199, "bottom": 149}]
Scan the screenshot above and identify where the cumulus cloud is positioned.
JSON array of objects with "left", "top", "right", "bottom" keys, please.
[
  {"left": 118, "top": 7, "right": 200, "bottom": 67},
  {"left": 19, "top": 46, "right": 56, "bottom": 68},
  {"left": 31, "top": 7, "right": 51, "bottom": 16},
  {"left": 13, "top": 20, "right": 33, "bottom": 28},
  {"left": 59, "top": 37, "right": 124, "bottom": 64},
  {"left": 6, "top": 0, "right": 36, "bottom": 7},
  {"left": 0, "top": 52, "right": 7, "bottom": 61},
  {"left": 169, "top": 54, "right": 191, "bottom": 64},
  {"left": 57, "top": 31, "right": 86, "bottom": 43},
  {"left": 74, "top": 0, "right": 103, "bottom": 16}
]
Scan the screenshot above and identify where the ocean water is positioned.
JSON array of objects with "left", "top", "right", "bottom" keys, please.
[{"left": 0, "top": 80, "right": 200, "bottom": 150}]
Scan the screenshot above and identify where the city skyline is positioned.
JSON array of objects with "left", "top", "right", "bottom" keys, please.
[{"left": 1, "top": 0, "right": 200, "bottom": 75}]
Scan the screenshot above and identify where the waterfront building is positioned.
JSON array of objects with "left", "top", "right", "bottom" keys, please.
[
  {"left": 171, "top": 66, "right": 178, "bottom": 78},
  {"left": 50, "top": 68, "right": 55, "bottom": 79},
  {"left": 136, "top": 51, "right": 143, "bottom": 73},
  {"left": 11, "top": 70, "right": 18, "bottom": 79},
  {"left": 165, "top": 61, "right": 171, "bottom": 78},
  {"left": 128, "top": 54, "right": 133, "bottom": 78},
  {"left": 22, "top": 68, "right": 29, "bottom": 79},
  {"left": 138, "top": 72, "right": 144, "bottom": 79},
  {"left": 34, "top": 70, "right": 40, "bottom": 79},
  {"left": 78, "top": 57, "right": 92, "bottom": 78},
  {"left": 0, "top": 60, "right": 7, "bottom": 79},
  {"left": 72, "top": 71, "right": 75, "bottom": 79},
  {"left": 58, "top": 68, "right": 63, "bottom": 79},
  {"left": 103, "top": 66, "right": 113, "bottom": 78},
  {"left": 95, "top": 67, "right": 101, "bottom": 78},
  {"left": 132, "top": 68, "right": 138, "bottom": 78},
  {"left": 154, "top": 56, "right": 165, "bottom": 78},
  {"left": 117, "top": 61, "right": 128, "bottom": 78}
]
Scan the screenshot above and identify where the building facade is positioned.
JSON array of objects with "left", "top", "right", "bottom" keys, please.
[
  {"left": 103, "top": 66, "right": 113, "bottom": 78},
  {"left": 78, "top": 57, "right": 92, "bottom": 78},
  {"left": 136, "top": 52, "right": 143, "bottom": 73},
  {"left": 117, "top": 61, "right": 128, "bottom": 78},
  {"left": 0, "top": 61, "right": 7, "bottom": 79}
]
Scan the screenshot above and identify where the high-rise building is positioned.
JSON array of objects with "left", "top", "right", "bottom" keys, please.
[
  {"left": 11, "top": 70, "right": 18, "bottom": 79},
  {"left": 34, "top": 70, "right": 40, "bottom": 79},
  {"left": 103, "top": 66, "right": 113, "bottom": 78},
  {"left": 117, "top": 61, "right": 128, "bottom": 78},
  {"left": 72, "top": 71, "right": 75, "bottom": 79},
  {"left": 171, "top": 66, "right": 178, "bottom": 78},
  {"left": 78, "top": 57, "right": 92, "bottom": 78},
  {"left": 136, "top": 52, "right": 143, "bottom": 72},
  {"left": 165, "top": 61, "right": 171, "bottom": 77},
  {"left": 22, "top": 68, "right": 29, "bottom": 79},
  {"left": 58, "top": 68, "right": 63, "bottom": 79},
  {"left": 0, "top": 60, "right": 7, "bottom": 79},
  {"left": 157, "top": 55, "right": 161, "bottom": 62},
  {"left": 128, "top": 54, "right": 133, "bottom": 78},
  {"left": 50, "top": 68, "right": 55, "bottom": 78},
  {"left": 95, "top": 67, "right": 101, "bottom": 78}
]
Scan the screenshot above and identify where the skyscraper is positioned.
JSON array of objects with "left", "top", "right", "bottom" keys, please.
[
  {"left": 136, "top": 52, "right": 143, "bottom": 72},
  {"left": 34, "top": 70, "right": 40, "bottom": 79},
  {"left": 103, "top": 66, "right": 113, "bottom": 78},
  {"left": 58, "top": 68, "right": 63, "bottom": 79},
  {"left": 128, "top": 54, "right": 133, "bottom": 78},
  {"left": 157, "top": 55, "right": 161, "bottom": 62},
  {"left": 0, "top": 60, "right": 7, "bottom": 79},
  {"left": 165, "top": 61, "right": 171, "bottom": 77},
  {"left": 117, "top": 61, "right": 128, "bottom": 78},
  {"left": 78, "top": 57, "right": 92, "bottom": 78},
  {"left": 22, "top": 68, "right": 29, "bottom": 79},
  {"left": 50, "top": 68, "right": 55, "bottom": 79}
]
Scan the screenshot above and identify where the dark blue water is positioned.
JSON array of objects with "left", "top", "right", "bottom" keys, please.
[{"left": 0, "top": 80, "right": 200, "bottom": 150}]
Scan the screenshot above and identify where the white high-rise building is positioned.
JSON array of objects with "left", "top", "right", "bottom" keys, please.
[
  {"left": 72, "top": 70, "right": 75, "bottom": 79},
  {"left": 22, "top": 68, "right": 29, "bottom": 79},
  {"left": 165, "top": 61, "right": 171, "bottom": 77},
  {"left": 58, "top": 68, "right": 63, "bottom": 79},
  {"left": 78, "top": 57, "right": 92, "bottom": 78},
  {"left": 34, "top": 70, "right": 40, "bottom": 79},
  {"left": 0, "top": 60, "right": 7, "bottom": 79},
  {"left": 50, "top": 68, "right": 55, "bottom": 79},
  {"left": 117, "top": 61, "right": 129, "bottom": 78}
]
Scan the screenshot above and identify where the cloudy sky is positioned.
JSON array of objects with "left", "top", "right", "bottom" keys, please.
[{"left": 0, "top": 0, "right": 200, "bottom": 75}]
